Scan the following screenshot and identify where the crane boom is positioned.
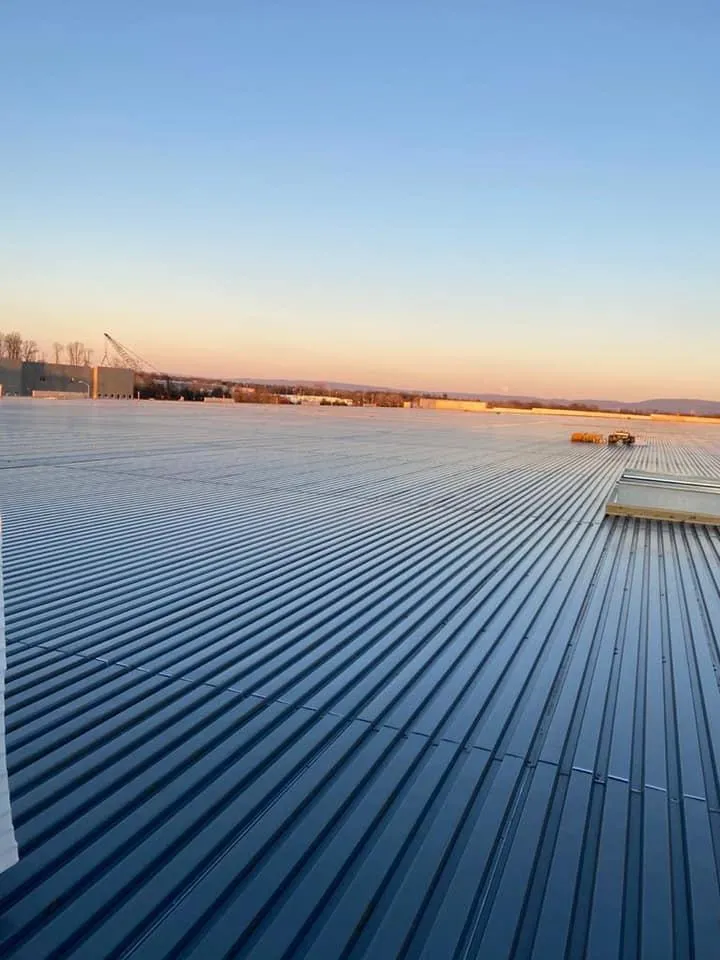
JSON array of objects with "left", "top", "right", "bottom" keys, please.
[
  {"left": 102, "top": 333, "right": 158, "bottom": 373},
  {"left": 101, "top": 332, "right": 175, "bottom": 399}
]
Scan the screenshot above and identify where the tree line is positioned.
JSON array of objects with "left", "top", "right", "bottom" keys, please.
[
  {"left": 232, "top": 383, "right": 410, "bottom": 406},
  {"left": 0, "top": 332, "right": 39, "bottom": 362},
  {"left": 0, "top": 332, "right": 93, "bottom": 365},
  {"left": 136, "top": 379, "right": 232, "bottom": 401},
  {"left": 136, "top": 381, "right": 410, "bottom": 406}
]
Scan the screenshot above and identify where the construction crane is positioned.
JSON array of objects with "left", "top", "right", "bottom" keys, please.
[
  {"left": 101, "top": 333, "right": 155, "bottom": 373},
  {"left": 101, "top": 333, "right": 174, "bottom": 397}
]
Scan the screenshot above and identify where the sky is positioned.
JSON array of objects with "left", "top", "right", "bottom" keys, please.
[{"left": 2, "top": 1, "right": 719, "bottom": 400}]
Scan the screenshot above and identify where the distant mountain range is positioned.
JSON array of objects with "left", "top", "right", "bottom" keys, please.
[{"left": 239, "top": 379, "right": 720, "bottom": 416}]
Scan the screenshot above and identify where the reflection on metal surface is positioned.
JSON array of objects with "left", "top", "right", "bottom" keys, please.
[
  {"left": 0, "top": 523, "right": 18, "bottom": 874},
  {"left": 607, "top": 469, "right": 720, "bottom": 524}
]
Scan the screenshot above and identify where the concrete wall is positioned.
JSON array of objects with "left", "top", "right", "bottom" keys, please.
[
  {"left": 94, "top": 366, "right": 134, "bottom": 399},
  {"left": 0, "top": 362, "right": 134, "bottom": 398},
  {"left": 0, "top": 361, "right": 23, "bottom": 396},
  {"left": 417, "top": 398, "right": 488, "bottom": 412},
  {"left": 31, "top": 390, "right": 87, "bottom": 400},
  {"left": 22, "top": 362, "right": 92, "bottom": 396}
]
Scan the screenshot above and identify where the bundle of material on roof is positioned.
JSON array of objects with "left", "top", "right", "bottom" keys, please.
[
  {"left": 606, "top": 469, "right": 720, "bottom": 525},
  {"left": 570, "top": 432, "right": 604, "bottom": 443},
  {"left": 0, "top": 523, "right": 18, "bottom": 873}
]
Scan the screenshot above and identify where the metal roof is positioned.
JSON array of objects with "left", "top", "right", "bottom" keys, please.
[
  {"left": 0, "top": 522, "right": 19, "bottom": 874},
  {"left": 1, "top": 401, "right": 720, "bottom": 959}
]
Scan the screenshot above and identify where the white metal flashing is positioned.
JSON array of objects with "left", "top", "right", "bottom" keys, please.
[{"left": 606, "top": 469, "right": 720, "bottom": 524}]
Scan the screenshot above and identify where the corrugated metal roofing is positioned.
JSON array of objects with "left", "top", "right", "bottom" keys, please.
[
  {"left": 0, "top": 522, "right": 19, "bottom": 873},
  {"left": 1, "top": 400, "right": 720, "bottom": 959}
]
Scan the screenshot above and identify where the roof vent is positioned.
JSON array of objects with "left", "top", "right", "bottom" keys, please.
[{"left": 606, "top": 470, "right": 720, "bottom": 525}]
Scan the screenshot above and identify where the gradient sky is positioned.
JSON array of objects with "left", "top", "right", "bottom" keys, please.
[{"left": 2, "top": 2, "right": 719, "bottom": 399}]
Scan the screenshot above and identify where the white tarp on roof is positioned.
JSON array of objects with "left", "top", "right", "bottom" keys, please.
[{"left": 0, "top": 522, "right": 18, "bottom": 873}]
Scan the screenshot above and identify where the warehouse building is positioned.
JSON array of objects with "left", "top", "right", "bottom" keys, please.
[
  {"left": 92, "top": 365, "right": 135, "bottom": 399},
  {"left": 0, "top": 361, "right": 22, "bottom": 397},
  {"left": 0, "top": 361, "right": 134, "bottom": 399}
]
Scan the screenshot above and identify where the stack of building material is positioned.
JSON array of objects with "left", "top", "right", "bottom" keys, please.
[{"left": 570, "top": 432, "right": 604, "bottom": 443}]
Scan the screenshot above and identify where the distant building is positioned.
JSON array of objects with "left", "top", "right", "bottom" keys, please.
[
  {"left": 0, "top": 361, "right": 134, "bottom": 399},
  {"left": 0, "top": 361, "right": 22, "bottom": 397},
  {"left": 93, "top": 365, "right": 134, "bottom": 399},
  {"left": 279, "top": 394, "right": 353, "bottom": 406},
  {"left": 414, "top": 398, "right": 488, "bottom": 412}
]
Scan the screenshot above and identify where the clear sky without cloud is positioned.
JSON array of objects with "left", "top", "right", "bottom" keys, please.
[{"left": 2, "top": 1, "right": 719, "bottom": 399}]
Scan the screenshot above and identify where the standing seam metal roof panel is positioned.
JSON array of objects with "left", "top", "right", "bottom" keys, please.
[{"left": 0, "top": 402, "right": 719, "bottom": 958}]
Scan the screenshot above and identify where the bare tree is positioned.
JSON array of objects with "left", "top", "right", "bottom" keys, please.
[
  {"left": 21, "top": 339, "right": 38, "bottom": 362},
  {"left": 66, "top": 341, "right": 87, "bottom": 366},
  {"left": 0, "top": 333, "right": 5, "bottom": 359},
  {"left": 4, "top": 332, "right": 23, "bottom": 361},
  {"left": 52, "top": 342, "right": 64, "bottom": 363},
  {"left": 82, "top": 347, "right": 93, "bottom": 365}
]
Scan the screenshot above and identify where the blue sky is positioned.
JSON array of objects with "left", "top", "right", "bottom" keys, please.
[{"left": 2, "top": 1, "right": 719, "bottom": 398}]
